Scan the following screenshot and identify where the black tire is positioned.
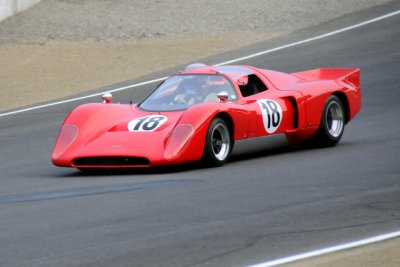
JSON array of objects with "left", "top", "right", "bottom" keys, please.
[
  {"left": 312, "top": 95, "right": 345, "bottom": 147},
  {"left": 202, "top": 117, "right": 233, "bottom": 167}
]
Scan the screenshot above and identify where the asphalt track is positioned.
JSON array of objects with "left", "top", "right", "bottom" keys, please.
[{"left": 1, "top": 2, "right": 400, "bottom": 267}]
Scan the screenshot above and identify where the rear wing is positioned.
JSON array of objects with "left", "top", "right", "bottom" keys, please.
[{"left": 291, "top": 68, "right": 360, "bottom": 87}]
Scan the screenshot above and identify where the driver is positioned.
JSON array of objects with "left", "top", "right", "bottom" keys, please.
[
  {"left": 187, "top": 76, "right": 219, "bottom": 105},
  {"left": 174, "top": 75, "right": 220, "bottom": 105}
]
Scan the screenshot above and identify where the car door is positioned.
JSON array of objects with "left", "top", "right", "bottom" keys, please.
[{"left": 237, "top": 73, "right": 299, "bottom": 138}]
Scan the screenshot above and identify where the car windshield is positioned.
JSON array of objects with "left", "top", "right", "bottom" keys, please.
[{"left": 139, "top": 74, "right": 237, "bottom": 111}]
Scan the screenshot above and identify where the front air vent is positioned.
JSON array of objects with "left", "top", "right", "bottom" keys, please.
[{"left": 73, "top": 157, "right": 150, "bottom": 167}]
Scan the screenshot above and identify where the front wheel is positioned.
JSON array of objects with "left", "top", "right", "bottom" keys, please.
[
  {"left": 312, "top": 95, "right": 345, "bottom": 147},
  {"left": 202, "top": 117, "right": 232, "bottom": 167}
]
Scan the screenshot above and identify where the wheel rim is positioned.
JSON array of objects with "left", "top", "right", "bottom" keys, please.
[
  {"left": 326, "top": 101, "right": 344, "bottom": 138},
  {"left": 211, "top": 122, "right": 230, "bottom": 161}
]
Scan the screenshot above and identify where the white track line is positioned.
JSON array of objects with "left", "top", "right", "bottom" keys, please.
[
  {"left": 216, "top": 9, "right": 400, "bottom": 66},
  {"left": 247, "top": 230, "right": 400, "bottom": 267},
  {"left": 1, "top": 9, "right": 399, "bottom": 118},
  {"left": 0, "top": 77, "right": 166, "bottom": 117}
]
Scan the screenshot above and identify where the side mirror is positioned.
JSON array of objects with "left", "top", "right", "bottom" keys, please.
[
  {"left": 102, "top": 93, "right": 112, "bottom": 104},
  {"left": 217, "top": 91, "right": 229, "bottom": 103}
]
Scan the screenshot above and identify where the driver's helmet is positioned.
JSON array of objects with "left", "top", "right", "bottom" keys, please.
[{"left": 183, "top": 75, "right": 210, "bottom": 95}]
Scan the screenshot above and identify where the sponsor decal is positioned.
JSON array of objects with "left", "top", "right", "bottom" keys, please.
[
  {"left": 257, "top": 99, "right": 282, "bottom": 133},
  {"left": 128, "top": 115, "right": 167, "bottom": 132}
]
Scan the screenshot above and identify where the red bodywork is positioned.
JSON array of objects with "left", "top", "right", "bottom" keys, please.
[{"left": 52, "top": 65, "right": 361, "bottom": 169}]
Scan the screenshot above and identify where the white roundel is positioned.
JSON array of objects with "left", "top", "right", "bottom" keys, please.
[
  {"left": 128, "top": 115, "right": 167, "bottom": 132},
  {"left": 257, "top": 99, "right": 283, "bottom": 134}
]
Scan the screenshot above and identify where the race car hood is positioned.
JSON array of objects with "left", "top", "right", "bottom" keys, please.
[{"left": 52, "top": 103, "right": 199, "bottom": 167}]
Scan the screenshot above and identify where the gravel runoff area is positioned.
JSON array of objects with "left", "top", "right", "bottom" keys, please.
[
  {"left": 0, "top": 0, "right": 392, "bottom": 112},
  {"left": 1, "top": 0, "right": 399, "bottom": 266},
  {"left": 0, "top": 0, "right": 391, "bottom": 43}
]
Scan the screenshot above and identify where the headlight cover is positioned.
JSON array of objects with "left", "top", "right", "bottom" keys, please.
[
  {"left": 164, "top": 124, "right": 194, "bottom": 160},
  {"left": 52, "top": 124, "right": 79, "bottom": 159}
]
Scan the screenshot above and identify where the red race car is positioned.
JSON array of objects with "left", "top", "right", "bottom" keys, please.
[{"left": 52, "top": 64, "right": 361, "bottom": 169}]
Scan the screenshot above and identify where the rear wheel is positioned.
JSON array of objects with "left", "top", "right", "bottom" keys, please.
[
  {"left": 203, "top": 117, "right": 232, "bottom": 167},
  {"left": 312, "top": 95, "right": 345, "bottom": 147}
]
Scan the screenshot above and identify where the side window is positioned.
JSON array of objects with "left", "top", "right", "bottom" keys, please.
[{"left": 239, "top": 74, "right": 268, "bottom": 97}]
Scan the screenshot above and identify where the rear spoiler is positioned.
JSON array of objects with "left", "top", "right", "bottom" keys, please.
[{"left": 291, "top": 68, "right": 360, "bottom": 87}]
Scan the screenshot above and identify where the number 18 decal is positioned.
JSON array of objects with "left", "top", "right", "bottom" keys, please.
[
  {"left": 258, "top": 99, "right": 282, "bottom": 134},
  {"left": 128, "top": 115, "right": 167, "bottom": 132}
]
